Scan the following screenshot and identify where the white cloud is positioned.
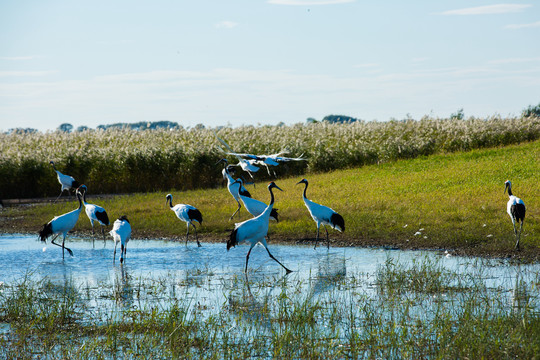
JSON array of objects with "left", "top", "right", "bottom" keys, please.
[
  {"left": 0, "top": 71, "right": 57, "bottom": 77},
  {"left": 411, "top": 57, "right": 430, "bottom": 63},
  {"left": 505, "top": 20, "right": 540, "bottom": 29},
  {"left": 0, "top": 56, "right": 39, "bottom": 61},
  {"left": 439, "top": 4, "right": 532, "bottom": 15},
  {"left": 268, "top": 0, "right": 354, "bottom": 5},
  {"left": 215, "top": 21, "right": 239, "bottom": 29},
  {"left": 488, "top": 57, "right": 540, "bottom": 64},
  {"left": 353, "top": 63, "right": 379, "bottom": 68}
]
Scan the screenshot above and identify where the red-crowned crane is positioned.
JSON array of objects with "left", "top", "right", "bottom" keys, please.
[
  {"left": 233, "top": 178, "right": 279, "bottom": 222},
  {"left": 38, "top": 186, "right": 84, "bottom": 258},
  {"left": 504, "top": 180, "right": 526, "bottom": 250},
  {"left": 215, "top": 135, "right": 261, "bottom": 178},
  {"left": 110, "top": 215, "right": 131, "bottom": 263},
  {"left": 296, "top": 178, "right": 345, "bottom": 249},
  {"left": 166, "top": 194, "right": 203, "bottom": 247},
  {"left": 50, "top": 161, "right": 80, "bottom": 201},
  {"left": 227, "top": 151, "right": 307, "bottom": 176},
  {"left": 227, "top": 181, "right": 292, "bottom": 274},
  {"left": 79, "top": 185, "right": 110, "bottom": 244},
  {"left": 217, "top": 159, "right": 252, "bottom": 220}
]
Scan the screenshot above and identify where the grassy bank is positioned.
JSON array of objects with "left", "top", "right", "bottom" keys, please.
[
  {"left": 1, "top": 140, "right": 539, "bottom": 259},
  {"left": 1, "top": 116, "right": 539, "bottom": 198}
]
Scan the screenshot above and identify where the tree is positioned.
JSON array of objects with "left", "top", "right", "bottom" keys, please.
[
  {"left": 58, "top": 123, "right": 73, "bottom": 132},
  {"left": 450, "top": 108, "right": 464, "bottom": 120},
  {"left": 522, "top": 103, "right": 540, "bottom": 118}
]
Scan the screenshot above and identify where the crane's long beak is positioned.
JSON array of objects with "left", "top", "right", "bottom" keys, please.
[
  {"left": 274, "top": 184, "right": 284, "bottom": 192},
  {"left": 215, "top": 158, "right": 227, "bottom": 166},
  {"left": 504, "top": 183, "right": 509, "bottom": 194}
]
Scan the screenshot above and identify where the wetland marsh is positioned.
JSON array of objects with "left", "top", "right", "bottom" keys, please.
[{"left": 1, "top": 234, "right": 539, "bottom": 358}]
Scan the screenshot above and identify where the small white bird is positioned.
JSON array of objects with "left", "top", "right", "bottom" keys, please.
[
  {"left": 110, "top": 215, "right": 132, "bottom": 263},
  {"left": 234, "top": 178, "right": 279, "bottom": 222},
  {"left": 166, "top": 194, "right": 203, "bottom": 247},
  {"left": 297, "top": 178, "right": 345, "bottom": 249},
  {"left": 49, "top": 161, "right": 80, "bottom": 201},
  {"left": 504, "top": 180, "right": 526, "bottom": 250},
  {"left": 227, "top": 181, "right": 291, "bottom": 274},
  {"left": 79, "top": 185, "right": 110, "bottom": 244},
  {"left": 39, "top": 186, "right": 84, "bottom": 258},
  {"left": 217, "top": 159, "right": 252, "bottom": 220}
]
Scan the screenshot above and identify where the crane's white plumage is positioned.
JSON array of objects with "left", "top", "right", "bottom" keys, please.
[
  {"left": 504, "top": 180, "right": 526, "bottom": 250},
  {"left": 110, "top": 215, "right": 131, "bottom": 263},
  {"left": 166, "top": 194, "right": 203, "bottom": 247},
  {"left": 218, "top": 160, "right": 252, "bottom": 220},
  {"left": 50, "top": 161, "right": 80, "bottom": 201},
  {"left": 79, "top": 185, "right": 110, "bottom": 242},
  {"left": 227, "top": 182, "right": 291, "bottom": 273},
  {"left": 297, "top": 178, "right": 345, "bottom": 249},
  {"left": 215, "top": 135, "right": 261, "bottom": 178},
  {"left": 235, "top": 178, "right": 279, "bottom": 222},
  {"left": 227, "top": 151, "right": 307, "bottom": 176},
  {"left": 39, "top": 187, "right": 84, "bottom": 258}
]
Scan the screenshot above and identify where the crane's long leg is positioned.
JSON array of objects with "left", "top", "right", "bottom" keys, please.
[
  {"left": 515, "top": 221, "right": 524, "bottom": 250},
  {"left": 314, "top": 223, "right": 321, "bottom": 249},
  {"left": 113, "top": 241, "right": 118, "bottom": 263},
  {"left": 55, "top": 189, "right": 65, "bottom": 202},
  {"left": 263, "top": 240, "right": 292, "bottom": 274},
  {"left": 120, "top": 244, "right": 125, "bottom": 263},
  {"left": 191, "top": 223, "right": 201, "bottom": 247},
  {"left": 51, "top": 234, "right": 73, "bottom": 258},
  {"left": 512, "top": 219, "right": 520, "bottom": 250},
  {"left": 101, "top": 226, "right": 107, "bottom": 247},
  {"left": 230, "top": 200, "right": 241, "bottom": 220},
  {"left": 185, "top": 223, "right": 190, "bottom": 246},
  {"left": 245, "top": 244, "right": 255, "bottom": 273},
  {"left": 324, "top": 225, "right": 330, "bottom": 249}
]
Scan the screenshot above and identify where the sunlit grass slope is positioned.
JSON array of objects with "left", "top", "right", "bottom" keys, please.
[{"left": 4, "top": 140, "right": 539, "bottom": 257}]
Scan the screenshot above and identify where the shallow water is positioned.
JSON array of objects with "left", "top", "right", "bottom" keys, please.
[{"left": 1, "top": 234, "right": 539, "bottom": 317}]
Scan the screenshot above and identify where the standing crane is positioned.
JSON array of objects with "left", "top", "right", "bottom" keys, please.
[
  {"left": 50, "top": 161, "right": 80, "bottom": 201},
  {"left": 227, "top": 181, "right": 292, "bottom": 274},
  {"left": 38, "top": 186, "right": 84, "bottom": 258},
  {"left": 79, "top": 184, "right": 110, "bottom": 245},
  {"left": 233, "top": 178, "right": 279, "bottom": 222},
  {"left": 166, "top": 194, "right": 203, "bottom": 247},
  {"left": 504, "top": 180, "right": 526, "bottom": 250},
  {"left": 217, "top": 159, "right": 252, "bottom": 220},
  {"left": 296, "top": 178, "right": 345, "bottom": 249},
  {"left": 110, "top": 215, "right": 132, "bottom": 263}
]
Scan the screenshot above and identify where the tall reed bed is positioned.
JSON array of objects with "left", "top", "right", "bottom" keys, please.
[{"left": 1, "top": 116, "right": 539, "bottom": 198}]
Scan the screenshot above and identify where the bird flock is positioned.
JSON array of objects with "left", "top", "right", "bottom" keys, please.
[{"left": 38, "top": 147, "right": 527, "bottom": 272}]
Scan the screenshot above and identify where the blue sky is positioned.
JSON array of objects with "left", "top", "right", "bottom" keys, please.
[{"left": 1, "top": 1, "right": 539, "bottom": 131}]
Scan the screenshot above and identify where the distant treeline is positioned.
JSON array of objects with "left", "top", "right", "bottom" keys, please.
[{"left": 1, "top": 116, "right": 540, "bottom": 199}]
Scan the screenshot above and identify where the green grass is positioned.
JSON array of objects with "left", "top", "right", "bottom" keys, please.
[{"left": 2, "top": 140, "right": 539, "bottom": 258}]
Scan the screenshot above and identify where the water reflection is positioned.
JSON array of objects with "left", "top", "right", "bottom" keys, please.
[
  {"left": 310, "top": 252, "right": 347, "bottom": 296},
  {"left": 113, "top": 265, "right": 133, "bottom": 308},
  {"left": 1, "top": 234, "right": 539, "bottom": 320}
]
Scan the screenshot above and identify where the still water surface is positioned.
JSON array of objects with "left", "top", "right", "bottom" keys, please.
[{"left": 1, "top": 234, "right": 539, "bottom": 316}]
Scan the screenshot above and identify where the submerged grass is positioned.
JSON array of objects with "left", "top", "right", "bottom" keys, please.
[
  {"left": 1, "top": 258, "right": 539, "bottom": 359},
  {"left": 3, "top": 139, "right": 539, "bottom": 258}
]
